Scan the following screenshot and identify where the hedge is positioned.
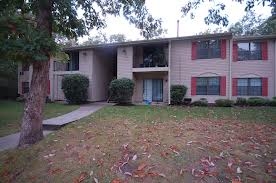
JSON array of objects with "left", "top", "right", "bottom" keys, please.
[
  {"left": 170, "top": 85, "right": 187, "bottom": 105},
  {"left": 62, "top": 74, "right": 89, "bottom": 104},
  {"left": 109, "top": 78, "right": 134, "bottom": 104}
]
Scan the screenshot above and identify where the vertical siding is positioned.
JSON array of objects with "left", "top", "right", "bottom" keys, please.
[
  {"left": 170, "top": 39, "right": 230, "bottom": 103},
  {"left": 117, "top": 46, "right": 133, "bottom": 79},
  {"left": 79, "top": 50, "right": 93, "bottom": 100},
  {"left": 232, "top": 40, "right": 275, "bottom": 99},
  {"left": 91, "top": 50, "right": 114, "bottom": 101}
]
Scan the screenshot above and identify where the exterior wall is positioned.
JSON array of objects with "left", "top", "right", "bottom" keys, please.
[
  {"left": 133, "top": 72, "right": 168, "bottom": 103},
  {"left": 79, "top": 50, "right": 93, "bottom": 101},
  {"left": 117, "top": 46, "right": 133, "bottom": 79},
  {"left": 170, "top": 39, "right": 230, "bottom": 103},
  {"left": 18, "top": 63, "right": 32, "bottom": 95},
  {"left": 91, "top": 50, "right": 114, "bottom": 101},
  {"left": 232, "top": 40, "right": 275, "bottom": 99}
]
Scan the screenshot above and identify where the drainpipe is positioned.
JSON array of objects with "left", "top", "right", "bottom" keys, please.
[
  {"left": 274, "top": 40, "right": 276, "bottom": 97},
  {"left": 168, "top": 41, "right": 172, "bottom": 104},
  {"left": 229, "top": 38, "right": 233, "bottom": 100},
  {"left": 177, "top": 20, "right": 179, "bottom": 37}
]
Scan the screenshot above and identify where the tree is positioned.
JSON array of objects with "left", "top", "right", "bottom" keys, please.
[
  {"left": 229, "top": 10, "right": 265, "bottom": 36},
  {"left": 0, "top": 0, "right": 164, "bottom": 147},
  {"left": 82, "top": 32, "right": 129, "bottom": 45},
  {"left": 181, "top": 0, "right": 274, "bottom": 26}
]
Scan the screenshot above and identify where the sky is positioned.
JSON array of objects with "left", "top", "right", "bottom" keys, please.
[{"left": 79, "top": 0, "right": 272, "bottom": 43}]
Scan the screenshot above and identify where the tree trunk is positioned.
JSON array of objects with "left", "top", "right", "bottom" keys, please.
[{"left": 18, "top": 0, "right": 52, "bottom": 147}]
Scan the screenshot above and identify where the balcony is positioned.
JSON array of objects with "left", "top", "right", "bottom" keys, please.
[{"left": 133, "top": 44, "right": 168, "bottom": 73}]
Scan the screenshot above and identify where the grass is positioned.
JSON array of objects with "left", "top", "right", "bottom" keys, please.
[
  {"left": 0, "top": 105, "right": 275, "bottom": 183},
  {"left": 0, "top": 100, "right": 79, "bottom": 137}
]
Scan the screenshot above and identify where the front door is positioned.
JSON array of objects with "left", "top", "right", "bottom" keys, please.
[{"left": 143, "top": 79, "right": 163, "bottom": 102}]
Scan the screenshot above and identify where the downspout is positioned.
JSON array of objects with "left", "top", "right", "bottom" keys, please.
[
  {"left": 168, "top": 41, "right": 172, "bottom": 104},
  {"left": 274, "top": 40, "right": 276, "bottom": 97},
  {"left": 229, "top": 38, "right": 233, "bottom": 100}
]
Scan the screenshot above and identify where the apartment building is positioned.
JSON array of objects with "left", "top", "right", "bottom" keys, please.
[{"left": 18, "top": 33, "right": 276, "bottom": 104}]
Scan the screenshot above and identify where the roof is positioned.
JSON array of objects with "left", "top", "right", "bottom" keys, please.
[
  {"left": 64, "top": 33, "right": 276, "bottom": 51},
  {"left": 234, "top": 34, "right": 276, "bottom": 41},
  {"left": 64, "top": 32, "right": 233, "bottom": 51}
]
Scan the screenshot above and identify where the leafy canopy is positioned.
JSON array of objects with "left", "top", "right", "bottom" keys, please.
[
  {"left": 181, "top": 0, "right": 274, "bottom": 26},
  {"left": 0, "top": 0, "right": 165, "bottom": 63}
]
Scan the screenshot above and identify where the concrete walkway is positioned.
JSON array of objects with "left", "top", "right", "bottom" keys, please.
[{"left": 0, "top": 102, "right": 111, "bottom": 151}]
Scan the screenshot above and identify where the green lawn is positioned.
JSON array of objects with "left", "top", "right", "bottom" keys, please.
[
  {"left": 0, "top": 100, "right": 79, "bottom": 137},
  {"left": 0, "top": 105, "right": 275, "bottom": 183}
]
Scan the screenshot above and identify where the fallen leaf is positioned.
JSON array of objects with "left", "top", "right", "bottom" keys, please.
[
  {"left": 137, "top": 163, "right": 147, "bottom": 171},
  {"left": 132, "top": 154, "right": 137, "bottom": 161},
  {"left": 237, "top": 167, "right": 242, "bottom": 174},
  {"left": 94, "top": 177, "right": 99, "bottom": 183}
]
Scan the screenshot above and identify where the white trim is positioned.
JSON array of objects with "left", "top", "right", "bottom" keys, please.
[
  {"left": 132, "top": 67, "right": 169, "bottom": 73},
  {"left": 168, "top": 41, "right": 171, "bottom": 104}
]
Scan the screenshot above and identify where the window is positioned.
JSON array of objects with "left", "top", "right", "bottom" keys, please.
[
  {"left": 22, "top": 63, "right": 30, "bottom": 71},
  {"left": 196, "top": 77, "right": 220, "bottom": 95},
  {"left": 197, "top": 40, "right": 221, "bottom": 59},
  {"left": 237, "top": 78, "right": 262, "bottom": 96},
  {"left": 22, "top": 82, "right": 29, "bottom": 94},
  {"left": 66, "top": 51, "right": 79, "bottom": 71},
  {"left": 238, "top": 42, "right": 262, "bottom": 61}
]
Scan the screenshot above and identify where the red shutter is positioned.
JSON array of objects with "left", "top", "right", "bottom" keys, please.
[
  {"left": 191, "top": 77, "right": 197, "bottom": 95},
  {"left": 261, "top": 41, "right": 268, "bottom": 61},
  {"left": 233, "top": 41, "right": 238, "bottom": 62},
  {"left": 191, "top": 42, "right": 197, "bottom": 60},
  {"left": 262, "top": 77, "right": 268, "bottom": 96},
  {"left": 232, "top": 78, "right": 237, "bottom": 96},
  {"left": 220, "top": 76, "right": 226, "bottom": 96},
  {"left": 48, "top": 79, "right": 50, "bottom": 95},
  {"left": 221, "top": 39, "right": 227, "bottom": 59}
]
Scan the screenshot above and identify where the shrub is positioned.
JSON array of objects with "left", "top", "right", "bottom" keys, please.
[
  {"left": 272, "top": 96, "right": 276, "bottom": 100},
  {"left": 247, "top": 97, "right": 269, "bottom": 106},
  {"left": 269, "top": 100, "right": 276, "bottom": 106},
  {"left": 191, "top": 98, "right": 208, "bottom": 106},
  {"left": 62, "top": 74, "right": 89, "bottom": 104},
  {"left": 109, "top": 78, "right": 134, "bottom": 104},
  {"left": 215, "top": 99, "right": 234, "bottom": 107},
  {"left": 170, "top": 85, "right": 187, "bottom": 105},
  {"left": 235, "top": 97, "right": 247, "bottom": 106}
]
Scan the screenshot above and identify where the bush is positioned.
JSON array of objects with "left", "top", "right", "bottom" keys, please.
[
  {"left": 170, "top": 85, "right": 187, "bottom": 105},
  {"left": 62, "top": 74, "right": 89, "bottom": 104},
  {"left": 235, "top": 97, "right": 247, "bottom": 106},
  {"left": 215, "top": 99, "right": 234, "bottom": 107},
  {"left": 272, "top": 96, "right": 276, "bottom": 100},
  {"left": 191, "top": 98, "right": 208, "bottom": 106},
  {"left": 109, "top": 78, "right": 134, "bottom": 104},
  {"left": 269, "top": 100, "right": 276, "bottom": 106},
  {"left": 247, "top": 97, "right": 269, "bottom": 106}
]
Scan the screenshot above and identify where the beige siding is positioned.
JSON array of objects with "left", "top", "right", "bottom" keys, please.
[
  {"left": 170, "top": 40, "right": 230, "bottom": 103},
  {"left": 79, "top": 50, "right": 93, "bottom": 100},
  {"left": 133, "top": 72, "right": 168, "bottom": 103},
  {"left": 117, "top": 46, "right": 133, "bottom": 79},
  {"left": 91, "top": 50, "right": 114, "bottom": 101},
  {"left": 232, "top": 40, "right": 276, "bottom": 99},
  {"left": 18, "top": 63, "right": 32, "bottom": 95}
]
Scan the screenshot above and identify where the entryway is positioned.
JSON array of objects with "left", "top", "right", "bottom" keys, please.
[{"left": 143, "top": 79, "right": 163, "bottom": 102}]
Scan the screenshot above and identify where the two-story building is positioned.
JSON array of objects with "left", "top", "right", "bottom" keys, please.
[{"left": 18, "top": 33, "right": 276, "bottom": 104}]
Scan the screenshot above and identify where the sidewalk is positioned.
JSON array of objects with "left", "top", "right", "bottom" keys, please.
[{"left": 0, "top": 102, "right": 112, "bottom": 151}]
